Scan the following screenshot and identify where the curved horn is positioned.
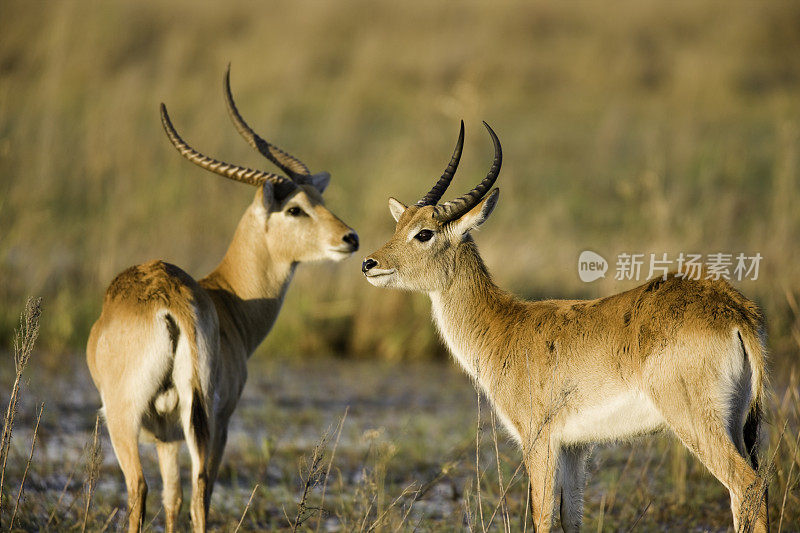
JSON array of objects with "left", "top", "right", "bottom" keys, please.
[
  {"left": 433, "top": 121, "right": 502, "bottom": 222},
  {"left": 160, "top": 103, "right": 291, "bottom": 187},
  {"left": 224, "top": 65, "right": 311, "bottom": 178},
  {"left": 416, "top": 120, "right": 465, "bottom": 206}
]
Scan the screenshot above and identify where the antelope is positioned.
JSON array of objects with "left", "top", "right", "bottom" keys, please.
[
  {"left": 362, "top": 122, "right": 768, "bottom": 532},
  {"left": 86, "top": 68, "right": 358, "bottom": 533}
]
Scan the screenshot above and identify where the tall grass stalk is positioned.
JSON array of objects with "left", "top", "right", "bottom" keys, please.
[
  {"left": 44, "top": 465, "right": 76, "bottom": 530},
  {"left": 234, "top": 483, "right": 259, "bottom": 533},
  {"left": 488, "top": 409, "right": 510, "bottom": 532},
  {"left": 98, "top": 508, "right": 119, "bottom": 533},
  {"left": 81, "top": 413, "right": 101, "bottom": 533},
  {"left": 290, "top": 424, "right": 334, "bottom": 531},
  {"left": 315, "top": 407, "right": 348, "bottom": 533},
  {"left": 0, "top": 297, "right": 41, "bottom": 528},
  {"left": 474, "top": 392, "right": 486, "bottom": 533},
  {"left": 9, "top": 401, "right": 44, "bottom": 529}
]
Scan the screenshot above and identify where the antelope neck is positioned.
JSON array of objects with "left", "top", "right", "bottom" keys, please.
[
  {"left": 200, "top": 212, "right": 296, "bottom": 357},
  {"left": 429, "top": 240, "right": 517, "bottom": 382}
]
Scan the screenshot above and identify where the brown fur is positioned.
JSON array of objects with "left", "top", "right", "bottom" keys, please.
[
  {"left": 365, "top": 195, "right": 768, "bottom": 532},
  {"left": 88, "top": 181, "right": 356, "bottom": 532}
]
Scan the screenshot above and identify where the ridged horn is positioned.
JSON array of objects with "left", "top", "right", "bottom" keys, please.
[
  {"left": 224, "top": 65, "right": 311, "bottom": 178},
  {"left": 416, "top": 120, "right": 465, "bottom": 207},
  {"left": 160, "top": 103, "right": 291, "bottom": 187},
  {"left": 433, "top": 121, "right": 502, "bottom": 222}
]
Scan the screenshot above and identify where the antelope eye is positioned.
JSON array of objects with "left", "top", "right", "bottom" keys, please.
[
  {"left": 286, "top": 206, "right": 306, "bottom": 217},
  {"left": 414, "top": 229, "right": 434, "bottom": 242}
]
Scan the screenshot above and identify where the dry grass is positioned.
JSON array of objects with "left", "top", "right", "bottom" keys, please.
[
  {"left": 0, "top": 341, "right": 798, "bottom": 530},
  {"left": 0, "top": 297, "right": 41, "bottom": 527},
  {"left": 1, "top": 1, "right": 800, "bottom": 531},
  {"left": 0, "top": 0, "right": 798, "bottom": 375},
  {"left": 81, "top": 413, "right": 101, "bottom": 533}
]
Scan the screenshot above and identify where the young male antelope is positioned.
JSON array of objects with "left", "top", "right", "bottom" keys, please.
[
  {"left": 362, "top": 122, "right": 768, "bottom": 532},
  {"left": 87, "top": 68, "right": 358, "bottom": 533}
]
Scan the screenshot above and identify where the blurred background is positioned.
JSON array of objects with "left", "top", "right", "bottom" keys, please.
[
  {"left": 1, "top": 0, "right": 799, "bottom": 370},
  {"left": 3, "top": 2, "right": 800, "bottom": 530}
]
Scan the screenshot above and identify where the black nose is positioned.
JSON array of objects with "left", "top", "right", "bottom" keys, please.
[
  {"left": 343, "top": 232, "right": 359, "bottom": 250},
  {"left": 362, "top": 258, "right": 378, "bottom": 273}
]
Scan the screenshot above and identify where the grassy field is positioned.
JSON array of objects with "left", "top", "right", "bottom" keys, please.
[
  {"left": 1, "top": 0, "right": 799, "bottom": 366},
  {"left": 0, "top": 301, "right": 798, "bottom": 531},
  {"left": 1, "top": 0, "right": 800, "bottom": 531}
]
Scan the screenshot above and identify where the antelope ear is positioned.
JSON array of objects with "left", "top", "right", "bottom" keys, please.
[
  {"left": 388, "top": 197, "right": 407, "bottom": 222},
  {"left": 304, "top": 171, "right": 331, "bottom": 193},
  {"left": 451, "top": 188, "right": 499, "bottom": 235}
]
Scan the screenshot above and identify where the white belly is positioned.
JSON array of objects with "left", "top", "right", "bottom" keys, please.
[{"left": 560, "top": 390, "right": 665, "bottom": 444}]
